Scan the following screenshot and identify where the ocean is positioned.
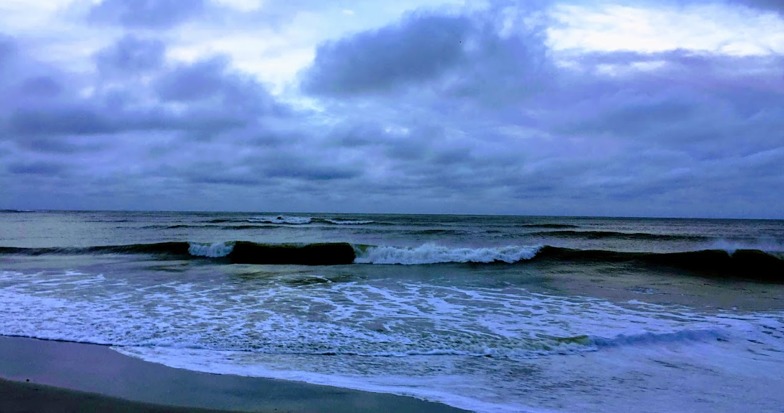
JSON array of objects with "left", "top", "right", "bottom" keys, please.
[{"left": 1, "top": 210, "right": 783, "bottom": 412}]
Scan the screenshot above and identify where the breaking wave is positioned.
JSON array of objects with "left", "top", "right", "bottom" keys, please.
[
  {"left": 1, "top": 242, "right": 782, "bottom": 281},
  {"left": 188, "top": 242, "right": 235, "bottom": 258},
  {"left": 322, "top": 219, "right": 375, "bottom": 225},
  {"left": 248, "top": 215, "right": 312, "bottom": 225},
  {"left": 354, "top": 244, "right": 541, "bottom": 264}
]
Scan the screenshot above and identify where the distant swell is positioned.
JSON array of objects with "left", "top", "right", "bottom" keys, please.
[
  {"left": 320, "top": 218, "right": 375, "bottom": 225},
  {"left": 248, "top": 215, "right": 312, "bottom": 225},
  {"left": 0, "top": 242, "right": 355, "bottom": 266},
  {"left": 0, "top": 242, "right": 192, "bottom": 256},
  {"left": 534, "top": 246, "right": 784, "bottom": 282},
  {"left": 530, "top": 230, "right": 710, "bottom": 242},
  {"left": 520, "top": 223, "right": 580, "bottom": 229}
]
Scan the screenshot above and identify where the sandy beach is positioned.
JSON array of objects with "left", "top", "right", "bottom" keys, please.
[{"left": 0, "top": 336, "right": 466, "bottom": 412}]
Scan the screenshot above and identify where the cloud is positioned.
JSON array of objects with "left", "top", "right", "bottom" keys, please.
[
  {"left": 95, "top": 35, "right": 165, "bottom": 75},
  {"left": 9, "top": 105, "right": 117, "bottom": 136},
  {"left": 0, "top": 34, "right": 16, "bottom": 64},
  {"left": 7, "top": 160, "right": 70, "bottom": 176},
  {"left": 16, "top": 76, "right": 63, "bottom": 98},
  {"left": 738, "top": 0, "right": 784, "bottom": 12},
  {"left": 1, "top": 2, "right": 782, "bottom": 217},
  {"left": 303, "top": 6, "right": 552, "bottom": 106},
  {"left": 303, "top": 14, "right": 472, "bottom": 95},
  {"left": 155, "top": 56, "right": 264, "bottom": 105},
  {"left": 292, "top": 5, "right": 784, "bottom": 217},
  {"left": 88, "top": 0, "right": 206, "bottom": 28}
]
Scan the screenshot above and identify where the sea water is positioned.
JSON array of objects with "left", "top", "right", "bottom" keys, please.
[{"left": 1, "top": 211, "right": 783, "bottom": 412}]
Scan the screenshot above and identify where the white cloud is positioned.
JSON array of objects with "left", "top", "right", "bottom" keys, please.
[
  {"left": 0, "top": 0, "right": 72, "bottom": 30},
  {"left": 548, "top": 3, "right": 784, "bottom": 56},
  {"left": 213, "top": 0, "right": 263, "bottom": 12}
]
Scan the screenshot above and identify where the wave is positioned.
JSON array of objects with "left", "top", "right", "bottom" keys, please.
[
  {"left": 321, "top": 218, "right": 375, "bottom": 225},
  {"left": 186, "top": 241, "right": 358, "bottom": 265},
  {"left": 0, "top": 242, "right": 192, "bottom": 256},
  {"left": 590, "top": 329, "right": 726, "bottom": 348},
  {"left": 520, "top": 223, "right": 580, "bottom": 229},
  {"left": 248, "top": 215, "right": 312, "bottom": 225},
  {"left": 140, "top": 224, "right": 217, "bottom": 230},
  {"left": 533, "top": 246, "right": 784, "bottom": 282},
  {"left": 244, "top": 216, "right": 375, "bottom": 226},
  {"left": 2, "top": 242, "right": 782, "bottom": 281},
  {"left": 220, "top": 225, "right": 272, "bottom": 230},
  {"left": 406, "top": 229, "right": 466, "bottom": 236},
  {"left": 0, "top": 242, "right": 355, "bottom": 265},
  {"left": 354, "top": 244, "right": 540, "bottom": 264},
  {"left": 195, "top": 216, "right": 376, "bottom": 226},
  {"left": 530, "top": 230, "right": 710, "bottom": 242},
  {"left": 188, "top": 242, "right": 235, "bottom": 258}
]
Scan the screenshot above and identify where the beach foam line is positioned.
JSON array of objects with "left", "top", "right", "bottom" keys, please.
[{"left": 589, "top": 329, "right": 727, "bottom": 349}]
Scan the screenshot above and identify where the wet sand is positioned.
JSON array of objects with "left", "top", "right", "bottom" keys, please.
[{"left": 0, "top": 336, "right": 466, "bottom": 412}]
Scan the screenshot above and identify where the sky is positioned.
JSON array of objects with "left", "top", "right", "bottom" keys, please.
[{"left": 0, "top": 0, "right": 782, "bottom": 218}]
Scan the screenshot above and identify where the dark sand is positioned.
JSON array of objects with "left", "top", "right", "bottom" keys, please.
[{"left": 0, "top": 336, "right": 466, "bottom": 412}]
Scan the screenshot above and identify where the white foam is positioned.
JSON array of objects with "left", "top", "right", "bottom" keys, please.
[
  {"left": 708, "top": 238, "right": 784, "bottom": 254},
  {"left": 355, "top": 244, "right": 541, "bottom": 264},
  {"left": 324, "top": 219, "right": 374, "bottom": 225},
  {"left": 2, "top": 269, "right": 784, "bottom": 413},
  {"left": 248, "top": 215, "right": 312, "bottom": 225},
  {"left": 188, "top": 241, "right": 234, "bottom": 258}
]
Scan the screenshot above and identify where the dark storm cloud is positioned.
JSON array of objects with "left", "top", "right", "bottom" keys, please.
[
  {"left": 16, "top": 76, "right": 63, "bottom": 98},
  {"left": 6, "top": 103, "right": 208, "bottom": 140},
  {"left": 155, "top": 56, "right": 286, "bottom": 118},
  {"left": 157, "top": 57, "right": 248, "bottom": 102},
  {"left": 88, "top": 0, "right": 206, "bottom": 29},
  {"left": 0, "top": 35, "right": 17, "bottom": 67},
  {"left": 266, "top": 164, "right": 361, "bottom": 181},
  {"left": 95, "top": 35, "right": 165, "bottom": 75},
  {"left": 9, "top": 106, "right": 117, "bottom": 136},
  {"left": 304, "top": 7, "right": 552, "bottom": 111},
  {"left": 548, "top": 51, "right": 784, "bottom": 157},
  {"left": 303, "top": 14, "right": 472, "bottom": 95},
  {"left": 737, "top": 0, "right": 784, "bottom": 12},
  {"left": 1, "top": 32, "right": 287, "bottom": 144},
  {"left": 7, "top": 160, "right": 70, "bottom": 176}
]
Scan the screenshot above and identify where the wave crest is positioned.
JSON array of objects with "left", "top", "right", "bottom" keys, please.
[
  {"left": 355, "top": 244, "right": 541, "bottom": 265},
  {"left": 248, "top": 215, "right": 312, "bottom": 225},
  {"left": 188, "top": 242, "right": 235, "bottom": 258},
  {"left": 323, "top": 219, "right": 374, "bottom": 225}
]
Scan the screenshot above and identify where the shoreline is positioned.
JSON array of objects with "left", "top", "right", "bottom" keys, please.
[{"left": 0, "top": 335, "right": 467, "bottom": 412}]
